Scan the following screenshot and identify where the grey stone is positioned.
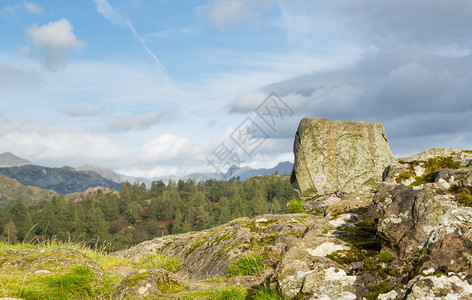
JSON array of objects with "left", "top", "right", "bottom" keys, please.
[{"left": 291, "top": 117, "right": 395, "bottom": 200}]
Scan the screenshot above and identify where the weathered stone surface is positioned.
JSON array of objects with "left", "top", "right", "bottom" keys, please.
[
  {"left": 375, "top": 156, "right": 472, "bottom": 276},
  {"left": 404, "top": 275, "right": 472, "bottom": 299},
  {"left": 113, "top": 269, "right": 187, "bottom": 299},
  {"left": 291, "top": 117, "right": 394, "bottom": 200}
]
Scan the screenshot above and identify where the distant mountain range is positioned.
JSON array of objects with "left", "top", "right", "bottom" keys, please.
[
  {"left": 0, "top": 152, "right": 31, "bottom": 167},
  {"left": 224, "top": 161, "right": 293, "bottom": 181},
  {"left": 0, "top": 152, "right": 293, "bottom": 193},
  {"left": 0, "top": 164, "right": 122, "bottom": 194}
]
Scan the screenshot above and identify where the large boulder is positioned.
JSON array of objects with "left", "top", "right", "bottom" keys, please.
[{"left": 291, "top": 117, "right": 395, "bottom": 200}]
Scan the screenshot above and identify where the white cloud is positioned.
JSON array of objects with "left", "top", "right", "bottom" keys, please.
[
  {"left": 24, "top": 2, "right": 44, "bottom": 15},
  {"left": 66, "top": 107, "right": 103, "bottom": 118},
  {"left": 26, "top": 19, "right": 86, "bottom": 70},
  {"left": 197, "top": 0, "right": 254, "bottom": 30},
  {"left": 0, "top": 129, "right": 126, "bottom": 167},
  {"left": 229, "top": 91, "right": 268, "bottom": 112},
  {"left": 106, "top": 110, "right": 178, "bottom": 131},
  {"left": 196, "top": 0, "right": 275, "bottom": 30},
  {"left": 93, "top": 0, "right": 127, "bottom": 26}
]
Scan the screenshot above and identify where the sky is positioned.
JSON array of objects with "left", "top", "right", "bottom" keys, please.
[{"left": 1, "top": 0, "right": 471, "bottom": 178}]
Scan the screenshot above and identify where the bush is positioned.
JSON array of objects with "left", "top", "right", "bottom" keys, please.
[{"left": 227, "top": 253, "right": 266, "bottom": 277}]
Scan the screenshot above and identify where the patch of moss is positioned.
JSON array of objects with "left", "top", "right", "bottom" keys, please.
[
  {"left": 449, "top": 185, "right": 472, "bottom": 207},
  {"left": 326, "top": 217, "right": 381, "bottom": 265},
  {"left": 243, "top": 221, "right": 258, "bottom": 232},
  {"left": 407, "top": 156, "right": 461, "bottom": 186},
  {"left": 214, "top": 231, "right": 236, "bottom": 245},
  {"left": 326, "top": 245, "right": 379, "bottom": 265},
  {"left": 260, "top": 219, "right": 278, "bottom": 227},
  {"left": 396, "top": 171, "right": 415, "bottom": 183},
  {"left": 156, "top": 282, "right": 186, "bottom": 294},
  {"left": 364, "top": 280, "right": 393, "bottom": 300},
  {"left": 375, "top": 252, "right": 393, "bottom": 263},
  {"left": 330, "top": 210, "right": 343, "bottom": 218},
  {"left": 126, "top": 271, "right": 152, "bottom": 287},
  {"left": 378, "top": 268, "right": 396, "bottom": 279},
  {"left": 364, "top": 257, "right": 374, "bottom": 270},
  {"left": 410, "top": 172, "right": 439, "bottom": 186},
  {"left": 424, "top": 156, "right": 461, "bottom": 173},
  {"left": 186, "top": 235, "right": 210, "bottom": 256},
  {"left": 251, "top": 233, "right": 279, "bottom": 250}
]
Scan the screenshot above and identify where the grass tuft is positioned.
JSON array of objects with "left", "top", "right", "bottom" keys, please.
[{"left": 227, "top": 253, "right": 266, "bottom": 277}]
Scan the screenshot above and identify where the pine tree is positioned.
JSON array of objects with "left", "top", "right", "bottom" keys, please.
[{"left": 172, "top": 208, "right": 183, "bottom": 234}]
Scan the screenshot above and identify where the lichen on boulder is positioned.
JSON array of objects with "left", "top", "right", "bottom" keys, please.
[{"left": 291, "top": 117, "right": 395, "bottom": 200}]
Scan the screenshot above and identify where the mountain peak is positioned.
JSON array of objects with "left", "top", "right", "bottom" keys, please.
[{"left": 0, "top": 152, "right": 31, "bottom": 167}]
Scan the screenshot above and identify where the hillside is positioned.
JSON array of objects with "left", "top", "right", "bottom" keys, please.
[
  {"left": 0, "top": 174, "right": 56, "bottom": 207},
  {"left": 0, "top": 165, "right": 122, "bottom": 194}
]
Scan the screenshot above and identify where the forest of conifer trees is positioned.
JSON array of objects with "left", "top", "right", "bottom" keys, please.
[{"left": 0, "top": 175, "right": 297, "bottom": 251}]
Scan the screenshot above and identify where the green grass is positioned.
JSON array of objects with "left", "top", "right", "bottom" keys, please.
[
  {"left": 248, "top": 288, "right": 288, "bottom": 299},
  {"left": 138, "top": 252, "right": 182, "bottom": 272},
  {"left": 17, "top": 265, "right": 100, "bottom": 300},
  {"left": 169, "top": 286, "right": 247, "bottom": 300},
  {"left": 286, "top": 199, "right": 306, "bottom": 213},
  {"left": 0, "top": 241, "right": 135, "bottom": 299},
  {"left": 0, "top": 241, "right": 256, "bottom": 299},
  {"left": 227, "top": 253, "right": 266, "bottom": 277}
]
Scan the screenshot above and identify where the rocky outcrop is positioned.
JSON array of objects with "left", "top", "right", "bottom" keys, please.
[
  {"left": 114, "top": 147, "right": 472, "bottom": 299},
  {"left": 371, "top": 149, "right": 472, "bottom": 299},
  {"left": 114, "top": 214, "right": 319, "bottom": 281},
  {"left": 291, "top": 117, "right": 395, "bottom": 200}
]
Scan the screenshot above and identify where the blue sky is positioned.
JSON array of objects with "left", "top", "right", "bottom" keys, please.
[{"left": 1, "top": 0, "right": 471, "bottom": 177}]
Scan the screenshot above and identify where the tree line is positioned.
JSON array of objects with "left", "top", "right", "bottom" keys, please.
[{"left": 0, "top": 175, "right": 297, "bottom": 251}]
